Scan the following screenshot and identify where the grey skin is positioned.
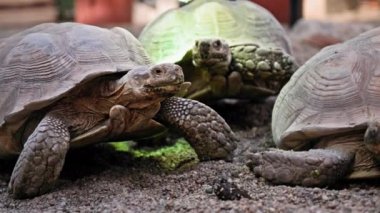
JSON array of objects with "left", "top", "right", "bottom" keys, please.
[
  {"left": 8, "top": 63, "right": 237, "bottom": 199},
  {"left": 364, "top": 121, "right": 380, "bottom": 162},
  {"left": 248, "top": 124, "right": 380, "bottom": 186}
]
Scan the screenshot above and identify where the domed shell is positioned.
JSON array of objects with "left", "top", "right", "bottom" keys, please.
[
  {"left": 0, "top": 23, "right": 151, "bottom": 131},
  {"left": 272, "top": 27, "right": 380, "bottom": 150},
  {"left": 139, "top": 0, "right": 291, "bottom": 63}
]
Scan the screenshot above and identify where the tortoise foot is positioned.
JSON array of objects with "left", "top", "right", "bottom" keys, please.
[
  {"left": 157, "top": 97, "right": 237, "bottom": 161},
  {"left": 230, "top": 44, "right": 297, "bottom": 82},
  {"left": 8, "top": 115, "right": 70, "bottom": 199},
  {"left": 246, "top": 149, "right": 353, "bottom": 187}
]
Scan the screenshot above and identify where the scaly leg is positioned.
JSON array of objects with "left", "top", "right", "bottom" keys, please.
[
  {"left": 157, "top": 97, "right": 237, "bottom": 161},
  {"left": 8, "top": 113, "right": 70, "bottom": 199},
  {"left": 230, "top": 44, "right": 298, "bottom": 97},
  {"left": 246, "top": 148, "right": 354, "bottom": 187}
]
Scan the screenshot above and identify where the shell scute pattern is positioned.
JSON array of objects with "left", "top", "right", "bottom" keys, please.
[
  {"left": 139, "top": 0, "right": 291, "bottom": 63},
  {"left": 0, "top": 23, "right": 150, "bottom": 128},
  {"left": 273, "top": 28, "right": 380, "bottom": 148}
]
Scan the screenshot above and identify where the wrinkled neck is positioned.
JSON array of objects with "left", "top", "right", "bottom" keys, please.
[{"left": 108, "top": 80, "right": 166, "bottom": 109}]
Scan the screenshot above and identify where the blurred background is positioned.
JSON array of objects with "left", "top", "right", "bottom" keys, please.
[
  {"left": 1, "top": 0, "right": 380, "bottom": 64},
  {"left": 0, "top": 0, "right": 379, "bottom": 35}
]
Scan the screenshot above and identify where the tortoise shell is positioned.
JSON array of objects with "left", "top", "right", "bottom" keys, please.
[
  {"left": 0, "top": 22, "right": 151, "bottom": 154},
  {"left": 272, "top": 27, "right": 380, "bottom": 150},
  {"left": 138, "top": 0, "right": 291, "bottom": 64}
]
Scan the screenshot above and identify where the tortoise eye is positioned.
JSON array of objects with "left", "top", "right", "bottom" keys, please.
[{"left": 213, "top": 40, "right": 221, "bottom": 47}]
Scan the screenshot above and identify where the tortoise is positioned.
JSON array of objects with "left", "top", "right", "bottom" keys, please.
[
  {"left": 138, "top": 0, "right": 297, "bottom": 101},
  {"left": 0, "top": 22, "right": 237, "bottom": 198},
  {"left": 247, "top": 27, "right": 380, "bottom": 186}
]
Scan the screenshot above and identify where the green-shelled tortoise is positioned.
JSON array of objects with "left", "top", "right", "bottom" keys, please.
[{"left": 139, "top": 0, "right": 297, "bottom": 101}]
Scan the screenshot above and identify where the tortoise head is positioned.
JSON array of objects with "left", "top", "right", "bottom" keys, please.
[
  {"left": 192, "top": 38, "right": 231, "bottom": 75},
  {"left": 364, "top": 121, "right": 380, "bottom": 161},
  {"left": 115, "top": 63, "right": 189, "bottom": 104}
]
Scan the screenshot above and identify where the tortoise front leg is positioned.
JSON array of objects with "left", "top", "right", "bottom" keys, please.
[
  {"left": 69, "top": 106, "right": 129, "bottom": 147},
  {"left": 106, "top": 105, "right": 166, "bottom": 140},
  {"left": 71, "top": 105, "right": 166, "bottom": 146},
  {"left": 246, "top": 149, "right": 354, "bottom": 187},
  {"left": 8, "top": 113, "right": 70, "bottom": 199},
  {"left": 157, "top": 97, "right": 237, "bottom": 161}
]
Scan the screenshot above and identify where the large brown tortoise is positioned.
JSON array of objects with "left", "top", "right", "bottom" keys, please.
[
  {"left": 0, "top": 23, "right": 237, "bottom": 198},
  {"left": 248, "top": 27, "right": 380, "bottom": 186}
]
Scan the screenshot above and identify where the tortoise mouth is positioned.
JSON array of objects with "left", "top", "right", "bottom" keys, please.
[
  {"left": 193, "top": 52, "right": 229, "bottom": 65},
  {"left": 199, "top": 52, "right": 228, "bottom": 60},
  {"left": 144, "top": 81, "right": 185, "bottom": 95}
]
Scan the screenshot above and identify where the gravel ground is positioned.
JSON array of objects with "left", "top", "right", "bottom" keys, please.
[
  {"left": 0, "top": 21, "right": 379, "bottom": 212},
  {"left": 0, "top": 100, "right": 379, "bottom": 213},
  {"left": 1, "top": 159, "right": 379, "bottom": 212}
]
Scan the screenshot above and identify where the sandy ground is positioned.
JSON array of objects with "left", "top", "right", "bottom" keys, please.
[{"left": 0, "top": 20, "right": 380, "bottom": 212}]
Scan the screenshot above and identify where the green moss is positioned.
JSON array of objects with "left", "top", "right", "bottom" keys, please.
[
  {"left": 109, "top": 138, "right": 199, "bottom": 171},
  {"left": 110, "top": 140, "right": 133, "bottom": 152}
]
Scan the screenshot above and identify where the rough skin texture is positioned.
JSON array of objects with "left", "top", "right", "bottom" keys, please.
[
  {"left": 186, "top": 42, "right": 296, "bottom": 100},
  {"left": 8, "top": 114, "right": 70, "bottom": 199},
  {"left": 158, "top": 97, "right": 237, "bottom": 161},
  {"left": 247, "top": 149, "right": 354, "bottom": 187},
  {"left": 229, "top": 44, "right": 295, "bottom": 97},
  {"left": 364, "top": 121, "right": 380, "bottom": 159}
]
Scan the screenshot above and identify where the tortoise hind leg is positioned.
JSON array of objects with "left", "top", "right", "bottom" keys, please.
[
  {"left": 247, "top": 149, "right": 354, "bottom": 187},
  {"left": 230, "top": 44, "right": 297, "bottom": 98},
  {"left": 8, "top": 114, "right": 70, "bottom": 199},
  {"left": 157, "top": 97, "right": 237, "bottom": 161},
  {"left": 230, "top": 44, "right": 297, "bottom": 80}
]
